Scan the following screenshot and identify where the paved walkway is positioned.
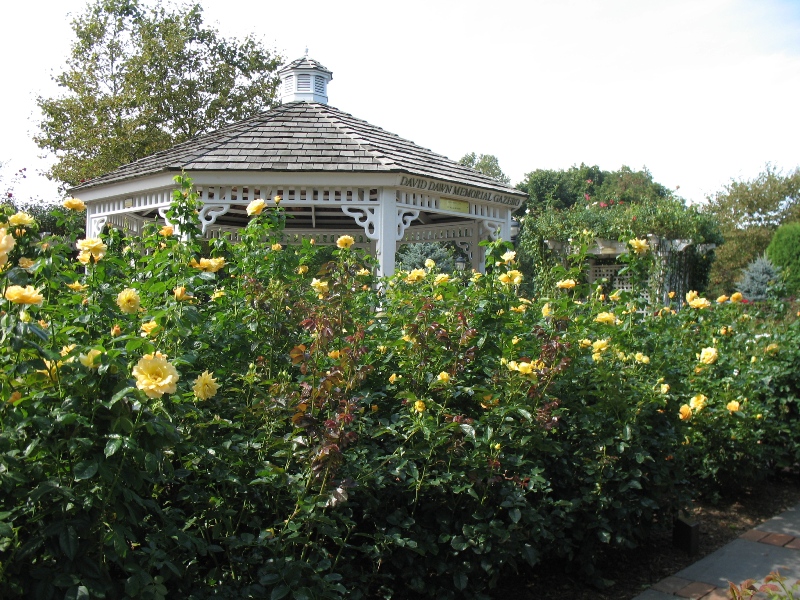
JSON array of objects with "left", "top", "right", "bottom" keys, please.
[{"left": 632, "top": 503, "right": 800, "bottom": 599}]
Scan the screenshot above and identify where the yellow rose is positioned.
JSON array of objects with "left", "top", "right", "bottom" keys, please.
[
  {"left": 116, "top": 288, "right": 140, "bottom": 314},
  {"left": 765, "top": 343, "right": 779, "bottom": 355},
  {"left": 5, "top": 285, "right": 44, "bottom": 305},
  {"left": 434, "top": 273, "right": 450, "bottom": 286},
  {"left": 730, "top": 292, "right": 743, "bottom": 303},
  {"left": 0, "top": 227, "right": 15, "bottom": 254},
  {"left": 436, "top": 371, "right": 450, "bottom": 383},
  {"left": 356, "top": 267, "right": 370, "bottom": 276},
  {"left": 660, "top": 383, "right": 670, "bottom": 394},
  {"left": 634, "top": 352, "right": 650, "bottom": 364},
  {"left": 541, "top": 303, "right": 552, "bottom": 317},
  {"left": 67, "top": 281, "right": 87, "bottom": 292},
  {"left": 510, "top": 304, "right": 526, "bottom": 313},
  {"left": 413, "top": 400, "right": 426, "bottom": 413},
  {"left": 698, "top": 347, "right": 718, "bottom": 365},
  {"left": 211, "top": 289, "right": 226, "bottom": 300},
  {"left": 110, "top": 324, "right": 122, "bottom": 337},
  {"left": 405, "top": 268, "right": 426, "bottom": 283},
  {"left": 273, "top": 195, "right": 282, "bottom": 205},
  {"left": 173, "top": 286, "right": 192, "bottom": 301},
  {"left": 133, "top": 353, "right": 180, "bottom": 398},
  {"left": 18, "top": 257, "right": 35, "bottom": 269},
  {"left": 79, "top": 349, "right": 102, "bottom": 369},
  {"left": 8, "top": 212, "right": 34, "bottom": 226},
  {"left": 159, "top": 224, "right": 174, "bottom": 236},
  {"left": 726, "top": 400, "right": 740, "bottom": 413},
  {"left": 609, "top": 291, "right": 621, "bottom": 302},
  {"left": 471, "top": 272, "right": 482, "bottom": 282},
  {"left": 297, "top": 265, "right": 309, "bottom": 274},
  {"left": 688, "top": 297, "right": 711, "bottom": 309},
  {"left": 140, "top": 320, "right": 159, "bottom": 337},
  {"left": 668, "top": 291, "right": 676, "bottom": 298},
  {"left": 246, "top": 199, "right": 266, "bottom": 216},
  {"left": 690, "top": 394, "right": 707, "bottom": 412},
  {"left": 501, "top": 250, "right": 516, "bottom": 264},
  {"left": 270, "top": 242, "right": 282, "bottom": 252},
  {"left": 594, "top": 312, "right": 617, "bottom": 325},
  {"left": 679, "top": 405, "right": 692, "bottom": 420},
  {"left": 516, "top": 362, "right": 534, "bottom": 375},
  {"left": 716, "top": 295, "right": 729, "bottom": 303},
  {"left": 685, "top": 290, "right": 699, "bottom": 303},
  {"left": 205, "top": 258, "right": 225, "bottom": 272},
  {"left": 592, "top": 339, "right": 609, "bottom": 352},
  {"left": 579, "top": 339, "right": 592, "bottom": 348},
  {"left": 556, "top": 279, "right": 576, "bottom": 289},
  {"left": 629, "top": 238, "right": 650, "bottom": 254},
  {"left": 311, "top": 278, "right": 329, "bottom": 294},
  {"left": 328, "top": 349, "right": 341, "bottom": 360},
  {"left": 37, "top": 359, "right": 61, "bottom": 382},
  {"left": 193, "top": 370, "right": 220, "bottom": 400},
  {"left": 63, "top": 198, "right": 86, "bottom": 211},
  {"left": 76, "top": 238, "right": 107, "bottom": 262},
  {"left": 591, "top": 352, "right": 603, "bottom": 362},
  {"left": 389, "top": 373, "right": 401, "bottom": 384},
  {"left": 336, "top": 235, "right": 355, "bottom": 249}
]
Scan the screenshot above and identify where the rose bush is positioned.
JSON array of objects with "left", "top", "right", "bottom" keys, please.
[{"left": 0, "top": 175, "right": 798, "bottom": 599}]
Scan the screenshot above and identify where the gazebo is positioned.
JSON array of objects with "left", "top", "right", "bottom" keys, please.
[{"left": 72, "top": 56, "right": 527, "bottom": 276}]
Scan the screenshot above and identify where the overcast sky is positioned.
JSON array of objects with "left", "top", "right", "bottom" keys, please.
[{"left": 1, "top": 0, "right": 798, "bottom": 205}]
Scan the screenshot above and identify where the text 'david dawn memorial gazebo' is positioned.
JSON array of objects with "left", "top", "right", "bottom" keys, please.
[{"left": 71, "top": 56, "right": 527, "bottom": 276}]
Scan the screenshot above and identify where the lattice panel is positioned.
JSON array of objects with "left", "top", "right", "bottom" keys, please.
[{"left": 588, "top": 264, "right": 632, "bottom": 291}]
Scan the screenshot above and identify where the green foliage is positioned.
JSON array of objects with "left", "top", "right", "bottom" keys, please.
[
  {"left": 0, "top": 167, "right": 71, "bottom": 236},
  {"left": 1, "top": 177, "right": 799, "bottom": 598},
  {"left": 396, "top": 242, "right": 456, "bottom": 273},
  {"left": 517, "top": 165, "right": 721, "bottom": 295},
  {"left": 704, "top": 165, "right": 800, "bottom": 295},
  {"left": 736, "top": 254, "right": 782, "bottom": 301},
  {"left": 34, "top": 0, "right": 282, "bottom": 188},
  {"left": 458, "top": 152, "right": 511, "bottom": 184},
  {"left": 517, "top": 164, "right": 672, "bottom": 212},
  {"left": 767, "top": 221, "right": 800, "bottom": 295}
]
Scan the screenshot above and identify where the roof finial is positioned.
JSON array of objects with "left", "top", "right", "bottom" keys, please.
[{"left": 304, "top": 46, "right": 308, "bottom": 57}]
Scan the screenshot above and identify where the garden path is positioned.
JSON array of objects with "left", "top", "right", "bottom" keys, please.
[{"left": 633, "top": 502, "right": 800, "bottom": 599}]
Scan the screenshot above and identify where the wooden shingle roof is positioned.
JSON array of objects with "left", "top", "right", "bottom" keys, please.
[{"left": 72, "top": 102, "right": 524, "bottom": 198}]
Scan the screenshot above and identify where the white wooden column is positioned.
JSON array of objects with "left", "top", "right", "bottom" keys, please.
[
  {"left": 376, "top": 189, "right": 397, "bottom": 278},
  {"left": 500, "top": 207, "right": 512, "bottom": 242}
]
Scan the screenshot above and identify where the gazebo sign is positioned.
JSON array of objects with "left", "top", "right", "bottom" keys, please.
[
  {"left": 398, "top": 176, "right": 523, "bottom": 208},
  {"left": 71, "top": 55, "right": 528, "bottom": 277},
  {"left": 439, "top": 198, "right": 470, "bottom": 214}
]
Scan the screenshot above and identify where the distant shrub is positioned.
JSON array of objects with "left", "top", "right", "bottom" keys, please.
[
  {"left": 767, "top": 221, "right": 800, "bottom": 295},
  {"left": 737, "top": 254, "right": 782, "bottom": 301}
]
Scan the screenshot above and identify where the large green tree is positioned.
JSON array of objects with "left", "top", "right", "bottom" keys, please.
[
  {"left": 704, "top": 165, "right": 800, "bottom": 294},
  {"left": 518, "top": 163, "right": 672, "bottom": 212},
  {"left": 458, "top": 152, "right": 511, "bottom": 184},
  {"left": 35, "top": 0, "right": 282, "bottom": 189}
]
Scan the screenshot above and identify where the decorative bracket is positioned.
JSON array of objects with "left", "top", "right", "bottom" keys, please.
[
  {"left": 396, "top": 209, "right": 419, "bottom": 241},
  {"left": 481, "top": 220, "right": 502, "bottom": 241},
  {"left": 456, "top": 240, "right": 472, "bottom": 260},
  {"left": 198, "top": 204, "right": 231, "bottom": 234},
  {"left": 89, "top": 216, "right": 108, "bottom": 238},
  {"left": 342, "top": 206, "right": 378, "bottom": 240}
]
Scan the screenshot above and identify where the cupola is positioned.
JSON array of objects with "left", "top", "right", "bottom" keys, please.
[{"left": 278, "top": 52, "right": 333, "bottom": 104}]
